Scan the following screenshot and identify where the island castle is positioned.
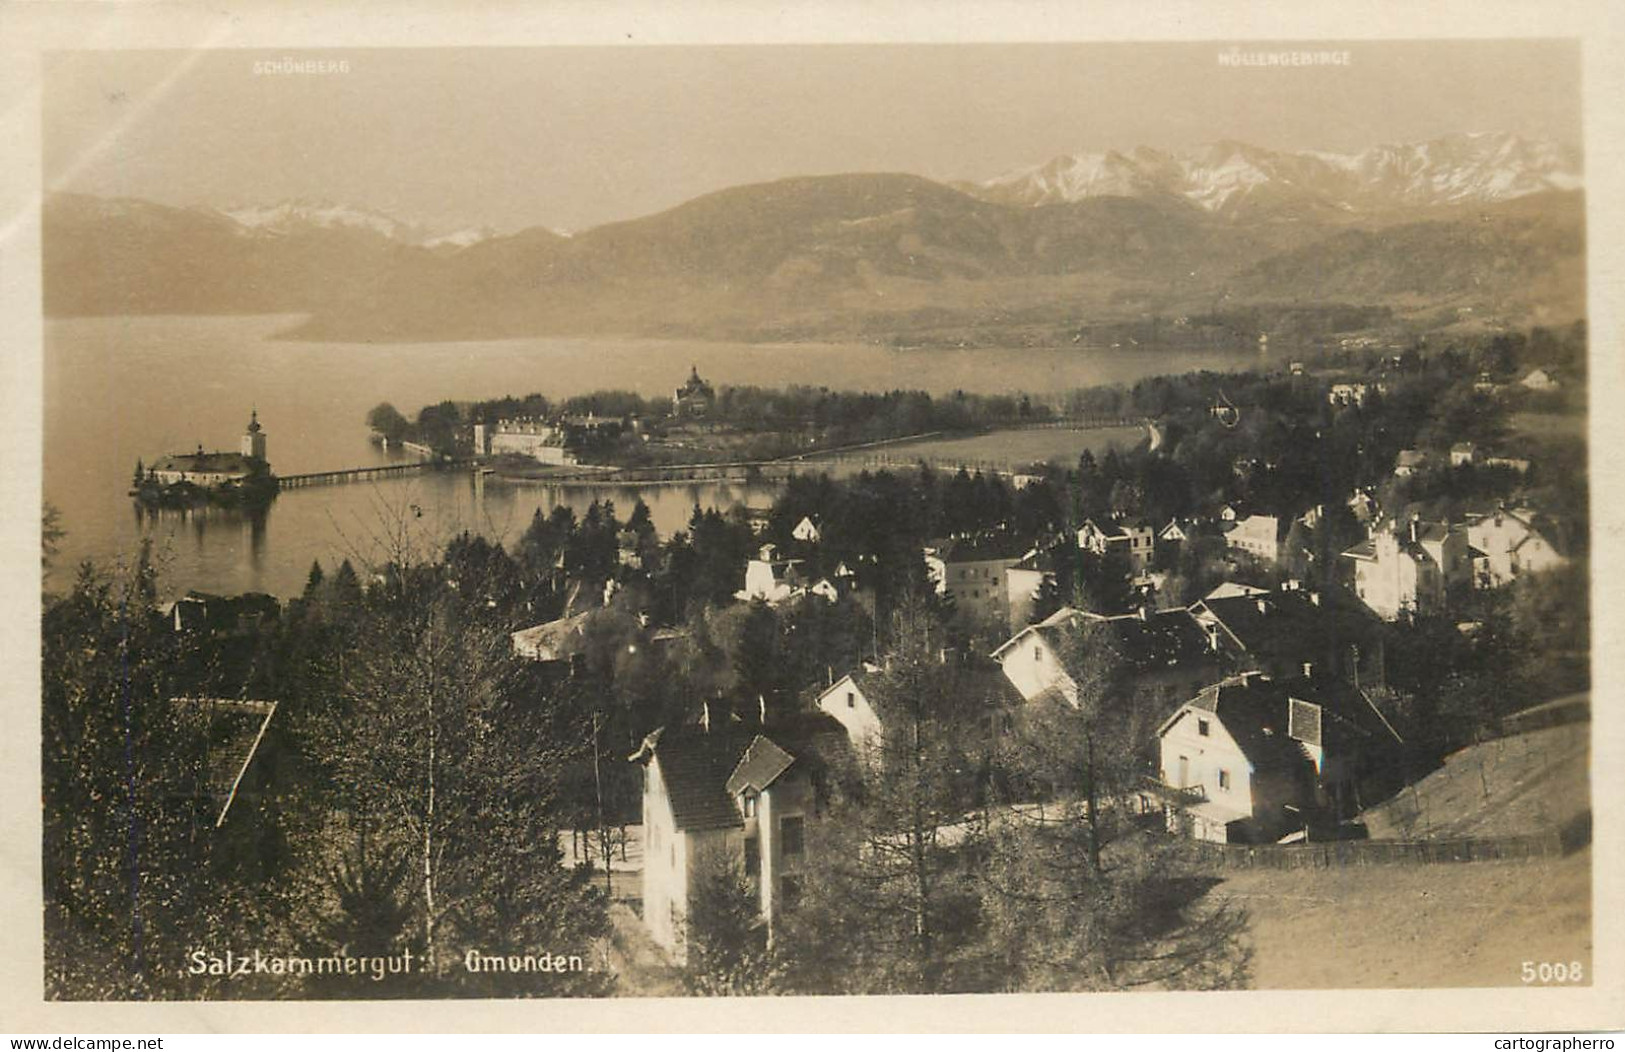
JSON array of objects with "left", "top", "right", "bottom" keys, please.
[{"left": 135, "top": 410, "right": 277, "bottom": 506}]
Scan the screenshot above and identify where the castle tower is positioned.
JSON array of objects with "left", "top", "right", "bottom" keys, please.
[{"left": 241, "top": 408, "right": 267, "bottom": 462}]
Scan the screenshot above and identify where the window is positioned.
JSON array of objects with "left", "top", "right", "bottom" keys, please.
[
  {"left": 1197, "top": 719, "right": 1210, "bottom": 737},
  {"left": 846, "top": 691, "right": 855, "bottom": 709},
  {"left": 779, "top": 875, "right": 802, "bottom": 910},
  {"left": 781, "top": 815, "right": 805, "bottom": 856},
  {"left": 1218, "top": 769, "right": 1231, "bottom": 791},
  {"left": 744, "top": 836, "right": 759, "bottom": 878},
  {"left": 742, "top": 791, "right": 758, "bottom": 818},
  {"left": 1034, "top": 645, "right": 1044, "bottom": 663}
]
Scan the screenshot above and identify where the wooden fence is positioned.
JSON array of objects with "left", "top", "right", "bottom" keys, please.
[{"left": 1174, "top": 829, "right": 1571, "bottom": 870}]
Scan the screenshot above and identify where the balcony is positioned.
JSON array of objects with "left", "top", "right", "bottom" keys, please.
[{"left": 1142, "top": 777, "right": 1208, "bottom": 808}]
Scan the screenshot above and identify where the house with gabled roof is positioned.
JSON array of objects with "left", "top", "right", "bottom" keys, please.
[
  {"left": 1154, "top": 672, "right": 1404, "bottom": 843},
  {"left": 1222, "top": 513, "right": 1281, "bottom": 564},
  {"left": 925, "top": 535, "right": 1032, "bottom": 632},
  {"left": 1341, "top": 518, "right": 1468, "bottom": 621},
  {"left": 1520, "top": 368, "right": 1560, "bottom": 391},
  {"left": 738, "top": 543, "right": 806, "bottom": 605},
  {"left": 991, "top": 605, "right": 1224, "bottom": 718},
  {"left": 1077, "top": 518, "right": 1155, "bottom": 571},
  {"left": 629, "top": 706, "right": 844, "bottom": 960},
  {"left": 1465, "top": 507, "right": 1566, "bottom": 587},
  {"left": 815, "top": 667, "right": 884, "bottom": 752},
  {"left": 1158, "top": 518, "right": 1195, "bottom": 546},
  {"left": 1187, "top": 583, "right": 1380, "bottom": 684},
  {"left": 512, "top": 610, "right": 593, "bottom": 664}
]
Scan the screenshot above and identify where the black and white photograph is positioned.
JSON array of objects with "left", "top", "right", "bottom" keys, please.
[{"left": 3, "top": 4, "right": 1621, "bottom": 1034}]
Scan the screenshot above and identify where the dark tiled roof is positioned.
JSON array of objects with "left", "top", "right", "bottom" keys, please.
[
  {"left": 726, "top": 735, "right": 795, "bottom": 796},
  {"left": 646, "top": 710, "right": 848, "bottom": 833},
  {"left": 1081, "top": 519, "right": 1127, "bottom": 540},
  {"left": 1175, "top": 672, "right": 1399, "bottom": 771},
  {"left": 651, "top": 726, "right": 759, "bottom": 832},
  {"left": 153, "top": 452, "right": 252, "bottom": 473},
  {"left": 1275, "top": 674, "right": 1403, "bottom": 747},
  {"left": 1189, "top": 677, "right": 1315, "bottom": 775},
  {"left": 1094, "top": 610, "right": 1214, "bottom": 672},
  {"left": 1195, "top": 590, "right": 1379, "bottom": 677},
  {"left": 933, "top": 535, "right": 1032, "bottom": 563}
]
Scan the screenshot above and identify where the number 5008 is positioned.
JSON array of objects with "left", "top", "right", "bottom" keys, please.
[{"left": 1521, "top": 961, "right": 1584, "bottom": 983}]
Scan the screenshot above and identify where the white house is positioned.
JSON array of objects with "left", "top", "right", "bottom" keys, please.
[
  {"left": 991, "top": 608, "right": 1086, "bottom": 706},
  {"left": 1465, "top": 508, "right": 1566, "bottom": 587},
  {"left": 791, "top": 516, "right": 822, "bottom": 544},
  {"left": 1159, "top": 518, "right": 1194, "bottom": 545},
  {"left": 631, "top": 711, "right": 838, "bottom": 960},
  {"left": 1450, "top": 442, "right": 1477, "bottom": 467},
  {"left": 1004, "top": 559, "right": 1049, "bottom": 634},
  {"left": 1341, "top": 519, "right": 1467, "bottom": 621},
  {"left": 1155, "top": 672, "right": 1404, "bottom": 843},
  {"left": 739, "top": 544, "right": 806, "bottom": 605},
  {"left": 485, "top": 418, "right": 576, "bottom": 464},
  {"left": 1224, "top": 514, "right": 1280, "bottom": 564},
  {"left": 1521, "top": 369, "right": 1560, "bottom": 391},
  {"left": 815, "top": 669, "right": 884, "bottom": 752},
  {"left": 1393, "top": 450, "right": 1427, "bottom": 477},
  {"left": 991, "top": 605, "right": 1222, "bottom": 716}
]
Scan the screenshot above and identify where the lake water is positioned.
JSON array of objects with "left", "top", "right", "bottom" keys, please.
[{"left": 44, "top": 314, "right": 1268, "bottom": 599}]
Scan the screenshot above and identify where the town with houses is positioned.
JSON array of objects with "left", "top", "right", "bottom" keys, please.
[
  {"left": 49, "top": 320, "right": 1592, "bottom": 997},
  {"left": 28, "top": 29, "right": 1610, "bottom": 1036}
]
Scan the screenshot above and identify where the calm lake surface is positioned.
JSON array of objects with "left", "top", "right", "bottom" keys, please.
[{"left": 45, "top": 314, "right": 1270, "bottom": 599}]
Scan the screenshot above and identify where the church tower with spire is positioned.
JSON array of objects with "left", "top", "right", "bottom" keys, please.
[{"left": 241, "top": 408, "right": 268, "bottom": 462}]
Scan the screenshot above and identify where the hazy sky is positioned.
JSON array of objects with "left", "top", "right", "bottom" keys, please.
[{"left": 45, "top": 40, "right": 1581, "bottom": 236}]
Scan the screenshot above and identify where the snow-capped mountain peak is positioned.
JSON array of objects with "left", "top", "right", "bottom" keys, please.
[
  {"left": 973, "top": 132, "right": 1581, "bottom": 215},
  {"left": 220, "top": 199, "right": 421, "bottom": 240}
]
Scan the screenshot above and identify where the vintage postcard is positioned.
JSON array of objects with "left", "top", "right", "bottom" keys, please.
[{"left": 1, "top": 1, "right": 1621, "bottom": 1034}]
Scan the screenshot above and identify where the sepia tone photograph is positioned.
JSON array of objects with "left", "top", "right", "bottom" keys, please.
[{"left": 6, "top": 8, "right": 1618, "bottom": 1030}]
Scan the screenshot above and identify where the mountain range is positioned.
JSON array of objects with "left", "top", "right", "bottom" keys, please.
[
  {"left": 43, "top": 132, "right": 1585, "bottom": 343},
  {"left": 965, "top": 131, "right": 1580, "bottom": 216}
]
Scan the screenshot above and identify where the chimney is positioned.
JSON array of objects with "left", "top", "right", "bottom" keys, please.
[
  {"left": 1302, "top": 661, "right": 1313, "bottom": 680},
  {"left": 1309, "top": 591, "right": 1322, "bottom": 607},
  {"left": 1256, "top": 598, "right": 1269, "bottom": 615},
  {"left": 1137, "top": 604, "right": 1149, "bottom": 621},
  {"left": 1409, "top": 514, "right": 1420, "bottom": 544},
  {"left": 701, "top": 700, "right": 712, "bottom": 734},
  {"left": 758, "top": 694, "right": 767, "bottom": 725}
]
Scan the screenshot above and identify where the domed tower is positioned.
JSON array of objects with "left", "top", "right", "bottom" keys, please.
[{"left": 241, "top": 408, "right": 268, "bottom": 462}]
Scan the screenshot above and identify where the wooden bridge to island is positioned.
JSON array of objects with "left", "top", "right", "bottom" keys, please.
[{"left": 277, "top": 458, "right": 473, "bottom": 489}]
